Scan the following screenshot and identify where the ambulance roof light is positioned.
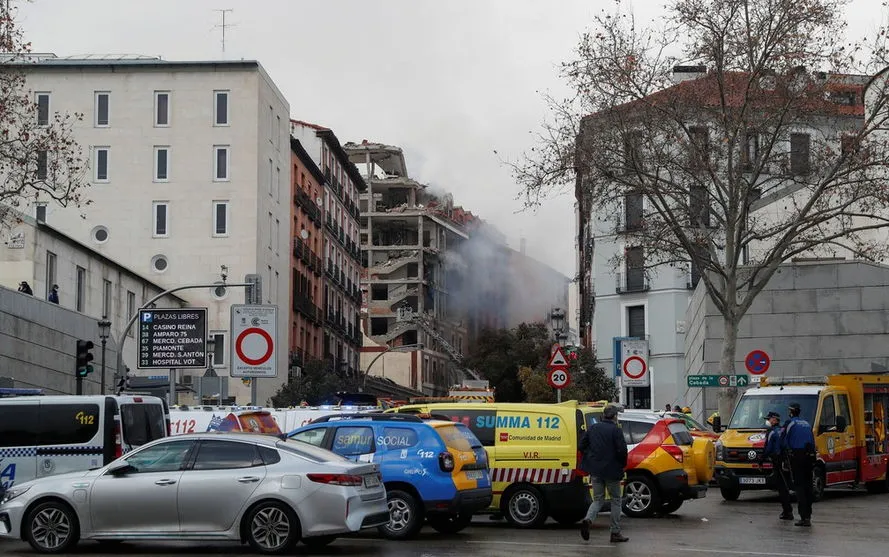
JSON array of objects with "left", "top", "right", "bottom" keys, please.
[{"left": 762, "top": 375, "right": 828, "bottom": 386}]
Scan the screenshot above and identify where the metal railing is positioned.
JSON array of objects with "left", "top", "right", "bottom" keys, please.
[{"left": 615, "top": 271, "right": 650, "bottom": 293}]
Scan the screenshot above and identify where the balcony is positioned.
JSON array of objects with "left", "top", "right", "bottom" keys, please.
[{"left": 616, "top": 271, "right": 650, "bottom": 293}]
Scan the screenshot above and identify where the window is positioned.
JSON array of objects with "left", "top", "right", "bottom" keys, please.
[
  {"left": 154, "top": 91, "right": 170, "bottom": 126},
  {"left": 274, "top": 218, "right": 280, "bottom": 254},
  {"left": 211, "top": 331, "right": 225, "bottom": 367},
  {"left": 127, "top": 291, "right": 136, "bottom": 337},
  {"left": 213, "top": 201, "right": 228, "bottom": 236},
  {"left": 154, "top": 147, "right": 169, "bottom": 181},
  {"left": 624, "top": 190, "right": 643, "bottom": 230},
  {"left": 627, "top": 305, "right": 645, "bottom": 337},
  {"left": 36, "top": 204, "right": 47, "bottom": 222},
  {"left": 689, "top": 185, "right": 710, "bottom": 227},
  {"left": 267, "top": 212, "right": 273, "bottom": 250},
  {"left": 193, "top": 440, "right": 262, "bottom": 470},
  {"left": 75, "top": 266, "right": 86, "bottom": 312},
  {"left": 94, "top": 147, "right": 109, "bottom": 182},
  {"left": 837, "top": 394, "right": 852, "bottom": 431},
  {"left": 213, "top": 146, "right": 229, "bottom": 180},
  {"left": 619, "top": 420, "right": 654, "bottom": 445},
  {"left": 275, "top": 166, "right": 281, "bottom": 202},
  {"left": 625, "top": 246, "right": 645, "bottom": 291},
  {"left": 275, "top": 115, "right": 281, "bottom": 148},
  {"left": 290, "top": 428, "right": 328, "bottom": 447},
  {"left": 622, "top": 131, "right": 642, "bottom": 174},
  {"left": 0, "top": 404, "right": 39, "bottom": 447},
  {"left": 332, "top": 426, "right": 375, "bottom": 456},
  {"left": 667, "top": 422, "right": 694, "bottom": 445},
  {"left": 214, "top": 91, "right": 229, "bottom": 125},
  {"left": 123, "top": 440, "right": 194, "bottom": 473},
  {"left": 379, "top": 427, "right": 419, "bottom": 450},
  {"left": 819, "top": 395, "right": 837, "bottom": 431},
  {"left": 38, "top": 404, "right": 101, "bottom": 445},
  {"left": 790, "top": 133, "right": 811, "bottom": 175},
  {"left": 258, "top": 446, "right": 281, "bottom": 465},
  {"left": 95, "top": 92, "right": 110, "bottom": 127},
  {"left": 371, "top": 284, "right": 388, "bottom": 300},
  {"left": 120, "top": 403, "right": 166, "bottom": 447},
  {"left": 45, "top": 251, "right": 56, "bottom": 296},
  {"left": 688, "top": 126, "right": 709, "bottom": 169},
  {"left": 268, "top": 158, "right": 274, "bottom": 196},
  {"left": 743, "top": 128, "right": 759, "bottom": 171},
  {"left": 153, "top": 202, "right": 168, "bottom": 237},
  {"left": 36, "top": 92, "right": 50, "bottom": 126},
  {"left": 102, "top": 279, "right": 112, "bottom": 318},
  {"left": 36, "top": 150, "right": 48, "bottom": 180}
]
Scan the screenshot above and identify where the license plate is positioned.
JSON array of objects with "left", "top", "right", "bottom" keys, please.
[
  {"left": 364, "top": 474, "right": 381, "bottom": 488},
  {"left": 465, "top": 470, "right": 485, "bottom": 480},
  {"left": 739, "top": 477, "right": 766, "bottom": 485}
]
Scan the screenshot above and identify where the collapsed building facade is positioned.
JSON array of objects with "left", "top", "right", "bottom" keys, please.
[{"left": 344, "top": 141, "right": 502, "bottom": 395}]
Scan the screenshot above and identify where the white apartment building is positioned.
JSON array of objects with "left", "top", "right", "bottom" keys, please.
[
  {"left": 13, "top": 55, "right": 291, "bottom": 405},
  {"left": 577, "top": 67, "right": 869, "bottom": 411}
]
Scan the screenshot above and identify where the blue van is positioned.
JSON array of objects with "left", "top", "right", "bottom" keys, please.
[{"left": 288, "top": 413, "right": 492, "bottom": 539}]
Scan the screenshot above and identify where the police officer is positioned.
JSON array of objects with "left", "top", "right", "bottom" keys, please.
[
  {"left": 762, "top": 411, "right": 793, "bottom": 520},
  {"left": 781, "top": 402, "right": 816, "bottom": 527}
]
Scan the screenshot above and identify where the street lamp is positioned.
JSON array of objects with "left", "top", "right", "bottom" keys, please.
[
  {"left": 97, "top": 319, "right": 111, "bottom": 393},
  {"left": 550, "top": 308, "right": 567, "bottom": 343},
  {"left": 361, "top": 343, "right": 424, "bottom": 390}
]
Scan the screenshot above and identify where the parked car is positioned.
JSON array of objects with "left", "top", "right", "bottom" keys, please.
[
  {"left": 288, "top": 413, "right": 492, "bottom": 539},
  {"left": 614, "top": 411, "right": 715, "bottom": 517},
  {"left": 0, "top": 433, "right": 388, "bottom": 554},
  {"left": 658, "top": 411, "right": 720, "bottom": 441}
]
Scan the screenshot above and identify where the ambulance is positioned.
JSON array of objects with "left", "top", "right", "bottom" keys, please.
[
  {"left": 0, "top": 394, "right": 169, "bottom": 496},
  {"left": 168, "top": 405, "right": 380, "bottom": 436},
  {"left": 390, "top": 401, "right": 596, "bottom": 528},
  {"left": 714, "top": 373, "right": 889, "bottom": 501}
]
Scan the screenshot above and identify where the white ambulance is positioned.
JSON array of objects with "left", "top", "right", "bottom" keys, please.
[
  {"left": 168, "top": 405, "right": 381, "bottom": 436},
  {"left": 0, "top": 393, "right": 169, "bottom": 496}
]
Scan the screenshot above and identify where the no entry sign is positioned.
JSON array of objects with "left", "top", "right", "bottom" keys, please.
[{"left": 230, "top": 305, "right": 278, "bottom": 378}]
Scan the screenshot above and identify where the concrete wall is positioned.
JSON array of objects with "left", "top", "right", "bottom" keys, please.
[
  {"left": 683, "top": 260, "right": 889, "bottom": 417},
  {"left": 0, "top": 284, "right": 120, "bottom": 394}
]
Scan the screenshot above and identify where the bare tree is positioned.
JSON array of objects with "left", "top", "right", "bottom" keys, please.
[
  {"left": 513, "top": 0, "right": 889, "bottom": 416},
  {"left": 0, "top": 1, "right": 86, "bottom": 227}
]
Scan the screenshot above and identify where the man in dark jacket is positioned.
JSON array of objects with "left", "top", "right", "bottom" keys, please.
[
  {"left": 762, "top": 411, "right": 793, "bottom": 520},
  {"left": 578, "top": 404, "right": 629, "bottom": 543}
]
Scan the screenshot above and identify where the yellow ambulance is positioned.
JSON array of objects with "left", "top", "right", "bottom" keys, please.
[{"left": 389, "top": 401, "right": 595, "bottom": 527}]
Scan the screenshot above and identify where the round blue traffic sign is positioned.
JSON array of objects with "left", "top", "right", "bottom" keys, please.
[{"left": 745, "top": 350, "right": 770, "bottom": 375}]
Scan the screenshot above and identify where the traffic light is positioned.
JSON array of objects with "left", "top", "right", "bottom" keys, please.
[{"left": 75, "top": 340, "right": 95, "bottom": 378}]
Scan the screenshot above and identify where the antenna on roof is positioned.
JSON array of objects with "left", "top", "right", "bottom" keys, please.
[{"left": 213, "top": 9, "right": 235, "bottom": 54}]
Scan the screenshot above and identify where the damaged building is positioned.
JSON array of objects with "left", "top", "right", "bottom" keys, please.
[{"left": 344, "top": 141, "right": 489, "bottom": 395}]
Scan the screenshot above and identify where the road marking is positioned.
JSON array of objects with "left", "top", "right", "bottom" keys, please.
[{"left": 461, "top": 540, "right": 840, "bottom": 557}]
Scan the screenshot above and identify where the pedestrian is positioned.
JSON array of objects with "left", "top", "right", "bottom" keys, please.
[
  {"left": 579, "top": 404, "right": 629, "bottom": 543},
  {"left": 47, "top": 284, "right": 59, "bottom": 304},
  {"left": 673, "top": 405, "right": 682, "bottom": 412},
  {"left": 17, "top": 281, "right": 33, "bottom": 295},
  {"left": 664, "top": 403, "right": 672, "bottom": 412},
  {"left": 762, "top": 411, "right": 793, "bottom": 520},
  {"left": 781, "top": 402, "right": 816, "bottom": 527}
]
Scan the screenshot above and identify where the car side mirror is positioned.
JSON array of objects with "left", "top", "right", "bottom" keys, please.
[
  {"left": 107, "top": 461, "right": 135, "bottom": 476},
  {"left": 836, "top": 415, "right": 847, "bottom": 432}
]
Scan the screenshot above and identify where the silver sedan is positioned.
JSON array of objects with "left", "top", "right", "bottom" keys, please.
[{"left": 0, "top": 432, "right": 388, "bottom": 554}]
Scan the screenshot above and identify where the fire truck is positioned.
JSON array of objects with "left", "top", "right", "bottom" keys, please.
[{"left": 714, "top": 372, "right": 889, "bottom": 501}]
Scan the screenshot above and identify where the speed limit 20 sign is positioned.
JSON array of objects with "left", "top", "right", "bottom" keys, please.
[{"left": 548, "top": 368, "right": 571, "bottom": 389}]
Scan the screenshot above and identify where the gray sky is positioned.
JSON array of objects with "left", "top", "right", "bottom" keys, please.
[{"left": 15, "top": 0, "right": 880, "bottom": 278}]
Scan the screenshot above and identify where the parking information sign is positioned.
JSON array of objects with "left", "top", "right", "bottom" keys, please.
[
  {"left": 138, "top": 308, "right": 208, "bottom": 369},
  {"left": 230, "top": 304, "right": 278, "bottom": 378}
]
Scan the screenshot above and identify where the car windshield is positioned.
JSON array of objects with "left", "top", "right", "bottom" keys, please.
[{"left": 728, "top": 394, "right": 818, "bottom": 429}]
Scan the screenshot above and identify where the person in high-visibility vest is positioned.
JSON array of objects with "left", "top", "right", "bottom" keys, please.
[{"left": 707, "top": 411, "right": 720, "bottom": 426}]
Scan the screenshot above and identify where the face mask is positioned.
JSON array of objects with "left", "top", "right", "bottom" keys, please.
[{"left": 765, "top": 420, "right": 772, "bottom": 427}]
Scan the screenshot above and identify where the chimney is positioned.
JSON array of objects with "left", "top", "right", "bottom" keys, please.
[{"left": 672, "top": 65, "right": 708, "bottom": 84}]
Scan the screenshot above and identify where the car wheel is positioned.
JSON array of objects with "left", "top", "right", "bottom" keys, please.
[
  {"left": 244, "top": 501, "right": 300, "bottom": 555},
  {"left": 659, "top": 499, "right": 683, "bottom": 515},
  {"left": 24, "top": 501, "right": 80, "bottom": 554},
  {"left": 379, "top": 489, "right": 424, "bottom": 540},
  {"left": 502, "top": 485, "right": 547, "bottom": 528},
  {"left": 427, "top": 513, "right": 473, "bottom": 534},
  {"left": 301, "top": 535, "right": 336, "bottom": 548},
  {"left": 622, "top": 475, "right": 661, "bottom": 518},
  {"left": 720, "top": 486, "right": 741, "bottom": 501},
  {"left": 811, "top": 466, "right": 826, "bottom": 502}
]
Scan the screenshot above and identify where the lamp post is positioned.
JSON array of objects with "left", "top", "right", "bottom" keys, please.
[
  {"left": 550, "top": 308, "right": 567, "bottom": 344},
  {"left": 361, "top": 343, "right": 424, "bottom": 390},
  {"left": 97, "top": 319, "right": 111, "bottom": 394}
]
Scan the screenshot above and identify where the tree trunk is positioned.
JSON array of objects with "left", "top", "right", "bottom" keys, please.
[{"left": 717, "top": 313, "right": 740, "bottom": 421}]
